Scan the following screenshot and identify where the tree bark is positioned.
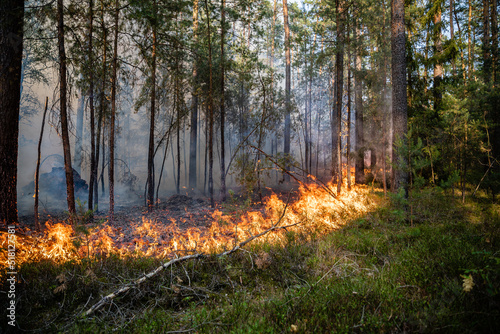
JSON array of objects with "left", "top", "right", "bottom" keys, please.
[
  {"left": 147, "top": 0, "right": 157, "bottom": 211},
  {"left": 189, "top": 0, "right": 199, "bottom": 190},
  {"left": 0, "top": 0, "right": 24, "bottom": 224},
  {"left": 204, "top": 0, "right": 215, "bottom": 207},
  {"left": 347, "top": 29, "right": 352, "bottom": 191},
  {"left": 220, "top": 0, "right": 226, "bottom": 201},
  {"left": 391, "top": 0, "right": 409, "bottom": 196},
  {"left": 354, "top": 22, "right": 365, "bottom": 185},
  {"left": 433, "top": 2, "right": 443, "bottom": 111},
  {"left": 94, "top": 0, "right": 107, "bottom": 212},
  {"left": 88, "top": 0, "right": 96, "bottom": 212},
  {"left": 335, "top": 0, "right": 345, "bottom": 195},
  {"left": 35, "top": 97, "right": 49, "bottom": 231},
  {"left": 450, "top": 0, "right": 456, "bottom": 74},
  {"left": 109, "top": 0, "right": 119, "bottom": 220},
  {"left": 492, "top": 0, "right": 498, "bottom": 85},
  {"left": 283, "top": 0, "right": 291, "bottom": 181},
  {"left": 483, "top": 0, "right": 491, "bottom": 83},
  {"left": 57, "top": 0, "right": 76, "bottom": 216},
  {"left": 74, "top": 93, "right": 85, "bottom": 174}
]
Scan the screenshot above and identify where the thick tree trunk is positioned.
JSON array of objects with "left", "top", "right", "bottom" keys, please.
[
  {"left": 433, "top": 3, "right": 443, "bottom": 111},
  {"left": 94, "top": 0, "right": 108, "bottom": 212},
  {"left": 0, "top": 0, "right": 23, "bottom": 224},
  {"left": 57, "top": 0, "right": 76, "bottom": 216},
  {"left": 147, "top": 0, "right": 157, "bottom": 211},
  {"left": 204, "top": 0, "right": 215, "bottom": 207},
  {"left": 109, "top": 0, "right": 119, "bottom": 220},
  {"left": 88, "top": 0, "right": 96, "bottom": 212},
  {"left": 283, "top": 0, "right": 291, "bottom": 181},
  {"left": 189, "top": 0, "right": 199, "bottom": 190},
  {"left": 354, "top": 23, "right": 365, "bottom": 185},
  {"left": 391, "top": 0, "right": 409, "bottom": 196}
]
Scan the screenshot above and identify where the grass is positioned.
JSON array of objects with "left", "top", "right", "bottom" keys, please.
[{"left": 2, "top": 187, "right": 500, "bottom": 333}]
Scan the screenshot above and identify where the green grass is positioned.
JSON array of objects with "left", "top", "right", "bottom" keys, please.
[{"left": 2, "top": 188, "right": 500, "bottom": 333}]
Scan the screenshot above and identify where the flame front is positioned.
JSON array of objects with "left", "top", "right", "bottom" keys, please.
[{"left": 1, "top": 184, "right": 377, "bottom": 272}]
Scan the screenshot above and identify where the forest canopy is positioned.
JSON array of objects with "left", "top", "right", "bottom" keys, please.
[{"left": 0, "top": 0, "right": 499, "bottom": 221}]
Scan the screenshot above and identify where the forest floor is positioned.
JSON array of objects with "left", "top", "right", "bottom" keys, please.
[{"left": 2, "top": 186, "right": 500, "bottom": 333}]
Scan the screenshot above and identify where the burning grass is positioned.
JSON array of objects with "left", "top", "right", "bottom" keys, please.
[
  {"left": 3, "top": 186, "right": 498, "bottom": 333},
  {"left": 1, "top": 183, "right": 377, "bottom": 272}
]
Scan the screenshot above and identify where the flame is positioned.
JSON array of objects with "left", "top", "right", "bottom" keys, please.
[{"left": 0, "top": 183, "right": 378, "bottom": 274}]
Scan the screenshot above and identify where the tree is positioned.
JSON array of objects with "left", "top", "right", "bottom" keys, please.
[
  {"left": 203, "top": 0, "right": 215, "bottom": 207},
  {"left": 391, "top": 0, "right": 408, "bottom": 195},
  {"left": 0, "top": 0, "right": 24, "bottom": 224},
  {"left": 334, "top": 0, "right": 346, "bottom": 195},
  {"left": 189, "top": 0, "right": 199, "bottom": 190},
  {"left": 354, "top": 18, "right": 365, "bottom": 185},
  {"left": 57, "top": 0, "right": 76, "bottom": 216},
  {"left": 147, "top": 0, "right": 158, "bottom": 211},
  {"left": 220, "top": 0, "right": 227, "bottom": 201},
  {"left": 88, "top": 0, "right": 96, "bottom": 212},
  {"left": 283, "top": 0, "right": 291, "bottom": 181},
  {"left": 109, "top": 0, "right": 120, "bottom": 220}
]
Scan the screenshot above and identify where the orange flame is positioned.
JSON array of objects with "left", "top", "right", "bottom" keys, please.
[{"left": 0, "top": 184, "right": 377, "bottom": 273}]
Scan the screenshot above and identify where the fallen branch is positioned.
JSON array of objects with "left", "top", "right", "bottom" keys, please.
[{"left": 82, "top": 202, "right": 298, "bottom": 317}]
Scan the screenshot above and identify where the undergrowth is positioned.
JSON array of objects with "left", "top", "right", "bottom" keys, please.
[{"left": 1, "top": 187, "right": 499, "bottom": 333}]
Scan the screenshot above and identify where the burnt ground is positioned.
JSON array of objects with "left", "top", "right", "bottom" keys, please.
[{"left": 14, "top": 185, "right": 302, "bottom": 253}]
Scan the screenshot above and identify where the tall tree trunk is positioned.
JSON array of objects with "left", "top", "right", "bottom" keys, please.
[
  {"left": 354, "top": 23, "right": 365, "bottom": 185},
  {"left": 468, "top": 0, "right": 473, "bottom": 80},
  {"left": 204, "top": 0, "right": 215, "bottom": 207},
  {"left": 88, "top": 0, "right": 96, "bottom": 212},
  {"left": 304, "top": 42, "right": 310, "bottom": 175},
  {"left": 176, "top": 53, "right": 181, "bottom": 195},
  {"left": 220, "top": 0, "right": 226, "bottom": 201},
  {"left": 283, "top": 0, "right": 291, "bottom": 181},
  {"left": 347, "top": 34, "right": 352, "bottom": 191},
  {"left": 335, "top": 0, "right": 345, "bottom": 195},
  {"left": 74, "top": 92, "right": 85, "bottom": 174},
  {"left": 57, "top": 0, "right": 76, "bottom": 216},
  {"left": 483, "top": 0, "right": 491, "bottom": 82},
  {"left": 271, "top": 0, "right": 278, "bottom": 182},
  {"left": 189, "top": 0, "right": 199, "bottom": 190},
  {"left": 147, "top": 0, "right": 157, "bottom": 210},
  {"left": 492, "top": 0, "right": 498, "bottom": 85},
  {"left": 94, "top": 0, "right": 107, "bottom": 212},
  {"left": 450, "top": 0, "right": 456, "bottom": 74},
  {"left": 331, "top": 69, "right": 337, "bottom": 184},
  {"left": 433, "top": 2, "right": 443, "bottom": 111},
  {"left": 35, "top": 97, "right": 49, "bottom": 231},
  {"left": 0, "top": 0, "right": 24, "bottom": 224},
  {"left": 109, "top": 0, "right": 119, "bottom": 220},
  {"left": 391, "top": 0, "right": 409, "bottom": 196}
]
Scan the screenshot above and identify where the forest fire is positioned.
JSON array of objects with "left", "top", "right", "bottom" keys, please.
[{"left": 0, "top": 183, "right": 376, "bottom": 274}]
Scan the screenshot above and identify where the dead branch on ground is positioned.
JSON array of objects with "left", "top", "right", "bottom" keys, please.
[{"left": 82, "top": 201, "right": 298, "bottom": 317}]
